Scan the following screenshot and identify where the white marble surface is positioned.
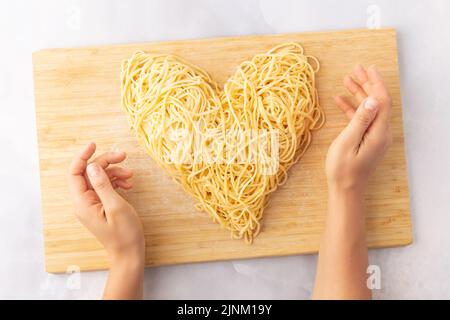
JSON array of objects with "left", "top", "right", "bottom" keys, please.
[{"left": 1, "top": 0, "right": 449, "bottom": 299}]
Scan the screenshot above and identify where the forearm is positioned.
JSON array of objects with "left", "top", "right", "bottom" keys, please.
[
  {"left": 103, "top": 251, "right": 145, "bottom": 300},
  {"left": 313, "top": 186, "right": 371, "bottom": 300}
]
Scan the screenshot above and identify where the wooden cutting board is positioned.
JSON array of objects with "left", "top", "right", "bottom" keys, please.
[{"left": 33, "top": 28, "right": 412, "bottom": 273}]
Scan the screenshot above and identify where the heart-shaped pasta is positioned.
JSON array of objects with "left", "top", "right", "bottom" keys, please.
[{"left": 121, "top": 43, "right": 324, "bottom": 243}]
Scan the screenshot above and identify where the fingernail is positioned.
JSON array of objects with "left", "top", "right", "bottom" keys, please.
[
  {"left": 87, "top": 163, "right": 99, "bottom": 177},
  {"left": 364, "top": 97, "right": 379, "bottom": 111}
]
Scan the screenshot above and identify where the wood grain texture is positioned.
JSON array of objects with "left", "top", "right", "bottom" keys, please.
[{"left": 33, "top": 28, "right": 412, "bottom": 273}]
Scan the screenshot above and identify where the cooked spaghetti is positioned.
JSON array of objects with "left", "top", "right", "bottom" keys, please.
[{"left": 121, "top": 43, "right": 324, "bottom": 242}]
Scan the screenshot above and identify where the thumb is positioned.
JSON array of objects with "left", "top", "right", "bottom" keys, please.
[
  {"left": 86, "top": 162, "right": 120, "bottom": 208},
  {"left": 345, "top": 97, "right": 379, "bottom": 144}
]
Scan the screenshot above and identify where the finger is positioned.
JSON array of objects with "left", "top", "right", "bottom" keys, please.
[
  {"left": 68, "top": 142, "right": 96, "bottom": 200},
  {"left": 114, "top": 179, "right": 133, "bottom": 190},
  {"left": 85, "top": 166, "right": 133, "bottom": 190},
  {"left": 106, "top": 167, "right": 134, "bottom": 180},
  {"left": 69, "top": 142, "right": 96, "bottom": 175},
  {"left": 367, "top": 65, "right": 384, "bottom": 84},
  {"left": 344, "top": 97, "right": 380, "bottom": 145},
  {"left": 91, "top": 151, "right": 127, "bottom": 169},
  {"left": 334, "top": 95, "right": 355, "bottom": 120},
  {"left": 111, "top": 179, "right": 133, "bottom": 190},
  {"left": 344, "top": 76, "right": 367, "bottom": 104},
  {"left": 367, "top": 65, "right": 392, "bottom": 125},
  {"left": 86, "top": 162, "right": 121, "bottom": 208},
  {"left": 353, "top": 64, "right": 371, "bottom": 93}
]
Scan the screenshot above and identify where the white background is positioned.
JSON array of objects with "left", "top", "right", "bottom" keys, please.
[{"left": 0, "top": 0, "right": 449, "bottom": 299}]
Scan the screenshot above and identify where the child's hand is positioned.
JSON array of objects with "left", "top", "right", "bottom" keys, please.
[
  {"left": 67, "top": 142, "right": 145, "bottom": 262},
  {"left": 314, "top": 65, "right": 392, "bottom": 300},
  {"left": 326, "top": 65, "right": 393, "bottom": 192}
]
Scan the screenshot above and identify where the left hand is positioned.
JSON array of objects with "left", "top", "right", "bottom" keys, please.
[{"left": 67, "top": 142, "right": 145, "bottom": 262}]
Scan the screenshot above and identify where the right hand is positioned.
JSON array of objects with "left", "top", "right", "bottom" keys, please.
[
  {"left": 67, "top": 142, "right": 145, "bottom": 262},
  {"left": 326, "top": 65, "right": 393, "bottom": 192}
]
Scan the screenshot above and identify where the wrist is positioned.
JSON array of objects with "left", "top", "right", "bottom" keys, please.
[
  {"left": 327, "top": 176, "right": 368, "bottom": 196},
  {"left": 328, "top": 183, "right": 365, "bottom": 198},
  {"left": 109, "top": 245, "right": 145, "bottom": 270},
  {"left": 328, "top": 183, "right": 366, "bottom": 219},
  {"left": 104, "top": 246, "right": 145, "bottom": 300}
]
